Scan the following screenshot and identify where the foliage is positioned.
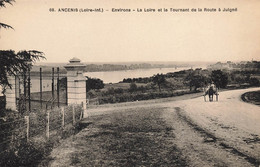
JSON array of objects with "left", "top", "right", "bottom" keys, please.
[
  {"left": 86, "top": 77, "right": 104, "bottom": 92},
  {"left": 1, "top": 1, "right": 45, "bottom": 90},
  {"left": 0, "top": 0, "right": 14, "bottom": 7},
  {"left": 129, "top": 82, "right": 138, "bottom": 92},
  {"left": 249, "top": 77, "right": 260, "bottom": 86},
  {"left": 138, "top": 85, "right": 146, "bottom": 93},
  {"left": 106, "top": 87, "right": 115, "bottom": 94},
  {"left": 152, "top": 74, "right": 166, "bottom": 92},
  {"left": 188, "top": 75, "right": 207, "bottom": 91},
  {"left": 184, "top": 69, "right": 209, "bottom": 91},
  {"left": 0, "top": 96, "right": 6, "bottom": 110},
  {"left": 0, "top": 22, "right": 13, "bottom": 29},
  {"left": 114, "top": 88, "right": 124, "bottom": 94},
  {"left": 0, "top": 104, "right": 83, "bottom": 166},
  {"left": 241, "top": 91, "right": 260, "bottom": 105},
  {"left": 97, "top": 89, "right": 198, "bottom": 104},
  {"left": 210, "top": 70, "right": 229, "bottom": 88},
  {"left": 122, "top": 77, "right": 151, "bottom": 83},
  {"left": 0, "top": 0, "right": 15, "bottom": 30},
  {"left": 0, "top": 50, "right": 45, "bottom": 89}
]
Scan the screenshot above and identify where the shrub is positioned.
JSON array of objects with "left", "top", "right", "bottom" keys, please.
[
  {"left": 0, "top": 96, "right": 6, "bottom": 110},
  {"left": 107, "top": 87, "right": 115, "bottom": 94},
  {"left": 129, "top": 83, "right": 137, "bottom": 92},
  {"left": 211, "top": 70, "right": 229, "bottom": 88},
  {"left": 86, "top": 77, "right": 104, "bottom": 92},
  {"left": 114, "top": 88, "right": 124, "bottom": 94},
  {"left": 249, "top": 77, "right": 260, "bottom": 86}
]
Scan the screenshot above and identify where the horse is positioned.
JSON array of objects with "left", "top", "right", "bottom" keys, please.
[{"left": 204, "top": 85, "right": 218, "bottom": 102}]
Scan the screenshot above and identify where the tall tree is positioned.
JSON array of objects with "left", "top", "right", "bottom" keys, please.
[
  {"left": 0, "top": 0, "right": 45, "bottom": 89},
  {"left": 152, "top": 73, "right": 166, "bottom": 92},
  {"left": 0, "top": 50, "right": 45, "bottom": 88}
]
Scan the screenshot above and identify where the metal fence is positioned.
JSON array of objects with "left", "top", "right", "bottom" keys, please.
[{"left": 15, "top": 67, "right": 68, "bottom": 114}]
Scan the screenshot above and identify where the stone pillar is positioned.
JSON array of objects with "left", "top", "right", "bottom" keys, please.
[
  {"left": 64, "top": 57, "right": 87, "bottom": 117},
  {"left": 5, "top": 76, "right": 17, "bottom": 111}
]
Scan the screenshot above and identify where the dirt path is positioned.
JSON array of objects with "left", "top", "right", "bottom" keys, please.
[{"left": 44, "top": 88, "right": 260, "bottom": 167}]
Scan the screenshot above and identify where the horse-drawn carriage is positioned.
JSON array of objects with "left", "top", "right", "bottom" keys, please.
[{"left": 203, "top": 83, "right": 219, "bottom": 102}]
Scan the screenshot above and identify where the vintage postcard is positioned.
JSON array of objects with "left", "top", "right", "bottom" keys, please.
[{"left": 0, "top": 0, "right": 259, "bottom": 166}]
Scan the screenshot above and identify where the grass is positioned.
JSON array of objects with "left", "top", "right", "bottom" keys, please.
[
  {"left": 0, "top": 104, "right": 83, "bottom": 166},
  {"left": 50, "top": 107, "right": 187, "bottom": 166},
  {"left": 241, "top": 90, "right": 260, "bottom": 105}
]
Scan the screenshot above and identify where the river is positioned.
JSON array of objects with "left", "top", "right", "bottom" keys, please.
[
  {"left": 0, "top": 66, "right": 204, "bottom": 94},
  {"left": 84, "top": 67, "right": 196, "bottom": 83}
]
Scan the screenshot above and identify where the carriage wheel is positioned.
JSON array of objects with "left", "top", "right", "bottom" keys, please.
[{"left": 216, "top": 88, "right": 219, "bottom": 102}]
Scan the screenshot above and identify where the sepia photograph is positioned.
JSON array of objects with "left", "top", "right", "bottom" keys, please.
[{"left": 0, "top": 0, "right": 260, "bottom": 166}]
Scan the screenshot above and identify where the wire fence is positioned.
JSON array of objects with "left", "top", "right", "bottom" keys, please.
[{"left": 0, "top": 104, "right": 84, "bottom": 156}]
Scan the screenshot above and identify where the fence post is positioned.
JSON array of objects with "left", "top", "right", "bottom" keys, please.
[
  {"left": 40, "top": 68, "right": 43, "bottom": 109},
  {"left": 80, "top": 102, "right": 83, "bottom": 119},
  {"left": 25, "top": 116, "right": 29, "bottom": 142},
  {"left": 83, "top": 100, "right": 88, "bottom": 118},
  {"left": 72, "top": 105, "right": 75, "bottom": 125},
  {"left": 28, "top": 67, "right": 31, "bottom": 113},
  {"left": 23, "top": 72, "right": 27, "bottom": 112},
  {"left": 86, "top": 99, "right": 89, "bottom": 107},
  {"left": 52, "top": 67, "right": 54, "bottom": 100},
  {"left": 61, "top": 107, "right": 65, "bottom": 128},
  {"left": 57, "top": 67, "right": 60, "bottom": 107},
  {"left": 46, "top": 111, "right": 50, "bottom": 139}
]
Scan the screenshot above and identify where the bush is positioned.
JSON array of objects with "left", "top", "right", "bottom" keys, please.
[
  {"left": 107, "top": 87, "right": 115, "bottom": 94},
  {"left": 86, "top": 77, "right": 104, "bottom": 92},
  {"left": 0, "top": 96, "right": 6, "bottom": 110},
  {"left": 138, "top": 86, "right": 146, "bottom": 93},
  {"left": 129, "top": 83, "right": 137, "bottom": 92},
  {"left": 114, "top": 88, "right": 124, "bottom": 94},
  {"left": 211, "top": 70, "right": 229, "bottom": 88},
  {"left": 249, "top": 77, "right": 260, "bottom": 86},
  {"left": 97, "top": 89, "right": 197, "bottom": 105}
]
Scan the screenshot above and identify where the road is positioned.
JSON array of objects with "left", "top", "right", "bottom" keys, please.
[{"left": 44, "top": 88, "right": 260, "bottom": 167}]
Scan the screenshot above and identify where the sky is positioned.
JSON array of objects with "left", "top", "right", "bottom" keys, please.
[{"left": 0, "top": 0, "right": 260, "bottom": 63}]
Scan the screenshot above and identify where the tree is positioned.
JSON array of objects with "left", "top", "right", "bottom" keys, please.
[
  {"left": 129, "top": 82, "right": 137, "bottom": 92},
  {"left": 0, "top": 50, "right": 45, "bottom": 89},
  {"left": 185, "top": 71, "right": 208, "bottom": 91},
  {"left": 0, "top": 1, "right": 45, "bottom": 90},
  {"left": 152, "top": 73, "right": 166, "bottom": 92},
  {"left": 188, "top": 75, "right": 207, "bottom": 91},
  {"left": 211, "top": 70, "right": 228, "bottom": 88},
  {"left": 249, "top": 77, "right": 260, "bottom": 86},
  {"left": 86, "top": 77, "right": 104, "bottom": 92},
  {"left": 0, "top": 0, "right": 15, "bottom": 29}
]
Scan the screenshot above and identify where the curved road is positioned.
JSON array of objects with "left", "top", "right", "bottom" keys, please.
[{"left": 163, "top": 87, "right": 260, "bottom": 166}]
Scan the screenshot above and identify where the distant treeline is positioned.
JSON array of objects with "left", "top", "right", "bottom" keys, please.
[
  {"left": 208, "top": 61, "right": 260, "bottom": 70},
  {"left": 32, "top": 63, "right": 190, "bottom": 73}
]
